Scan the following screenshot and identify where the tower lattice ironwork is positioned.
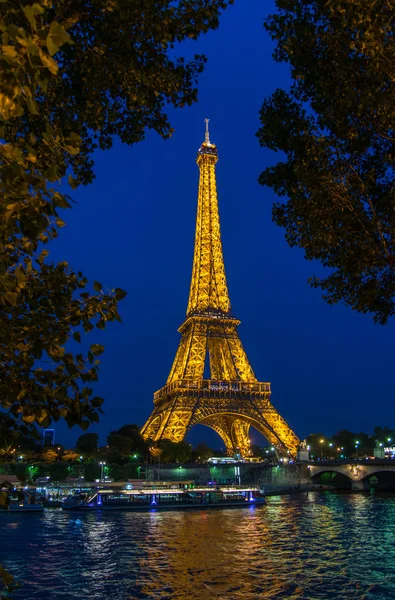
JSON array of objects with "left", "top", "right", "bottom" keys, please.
[{"left": 141, "top": 121, "right": 300, "bottom": 457}]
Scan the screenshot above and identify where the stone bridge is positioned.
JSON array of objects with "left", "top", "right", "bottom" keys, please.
[{"left": 308, "top": 460, "right": 395, "bottom": 491}]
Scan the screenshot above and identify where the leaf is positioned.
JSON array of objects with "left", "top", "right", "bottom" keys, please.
[
  {"left": 56, "top": 218, "right": 66, "bottom": 228},
  {"left": 17, "top": 388, "right": 28, "bottom": 401},
  {"left": 68, "top": 174, "right": 79, "bottom": 189},
  {"left": 39, "top": 49, "right": 59, "bottom": 74},
  {"left": 90, "top": 343, "right": 104, "bottom": 356},
  {"left": 91, "top": 396, "right": 104, "bottom": 408},
  {"left": 4, "top": 292, "right": 17, "bottom": 306},
  {"left": 53, "top": 194, "right": 71, "bottom": 209},
  {"left": 93, "top": 281, "right": 102, "bottom": 292},
  {"left": 15, "top": 266, "right": 26, "bottom": 285},
  {"left": 73, "top": 331, "right": 81, "bottom": 343},
  {"left": 0, "top": 93, "right": 23, "bottom": 119},
  {"left": 40, "top": 416, "right": 51, "bottom": 429},
  {"left": 37, "top": 249, "right": 49, "bottom": 264},
  {"left": 114, "top": 287, "right": 127, "bottom": 300},
  {"left": 22, "top": 414, "right": 36, "bottom": 423},
  {"left": 22, "top": 3, "right": 44, "bottom": 31},
  {"left": 45, "top": 162, "right": 58, "bottom": 181},
  {"left": 46, "top": 21, "right": 71, "bottom": 56}
]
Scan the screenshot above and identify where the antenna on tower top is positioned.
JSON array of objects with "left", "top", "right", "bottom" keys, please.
[{"left": 204, "top": 118, "right": 210, "bottom": 144}]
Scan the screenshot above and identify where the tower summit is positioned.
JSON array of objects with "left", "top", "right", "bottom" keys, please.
[
  {"left": 141, "top": 123, "right": 299, "bottom": 457},
  {"left": 187, "top": 118, "right": 230, "bottom": 316}
]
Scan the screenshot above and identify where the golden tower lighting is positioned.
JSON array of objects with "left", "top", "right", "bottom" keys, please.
[{"left": 141, "top": 121, "right": 300, "bottom": 457}]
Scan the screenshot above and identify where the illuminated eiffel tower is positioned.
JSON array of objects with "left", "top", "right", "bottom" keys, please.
[{"left": 141, "top": 121, "right": 300, "bottom": 457}]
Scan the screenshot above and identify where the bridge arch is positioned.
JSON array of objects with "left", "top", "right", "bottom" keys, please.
[
  {"left": 360, "top": 469, "right": 395, "bottom": 490},
  {"left": 311, "top": 470, "right": 353, "bottom": 489}
]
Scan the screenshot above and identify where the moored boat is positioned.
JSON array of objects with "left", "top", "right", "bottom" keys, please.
[
  {"left": 62, "top": 486, "right": 265, "bottom": 511},
  {"left": 7, "top": 498, "right": 44, "bottom": 512},
  {"left": 0, "top": 491, "right": 44, "bottom": 513}
]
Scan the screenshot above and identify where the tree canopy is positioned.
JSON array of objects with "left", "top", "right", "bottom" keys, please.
[
  {"left": 107, "top": 424, "right": 148, "bottom": 456},
  {"left": 0, "top": 0, "right": 232, "bottom": 436},
  {"left": 76, "top": 433, "right": 98, "bottom": 455},
  {"left": 159, "top": 439, "right": 192, "bottom": 463},
  {"left": 257, "top": 0, "right": 395, "bottom": 324}
]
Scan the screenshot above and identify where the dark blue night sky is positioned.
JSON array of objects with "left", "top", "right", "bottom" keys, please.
[{"left": 51, "top": 1, "right": 395, "bottom": 448}]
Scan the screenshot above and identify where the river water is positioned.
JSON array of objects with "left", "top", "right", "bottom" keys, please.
[{"left": 1, "top": 492, "right": 394, "bottom": 599}]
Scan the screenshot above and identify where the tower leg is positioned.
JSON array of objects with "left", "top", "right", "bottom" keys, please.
[
  {"left": 142, "top": 397, "right": 196, "bottom": 444},
  {"left": 230, "top": 419, "right": 251, "bottom": 457}
]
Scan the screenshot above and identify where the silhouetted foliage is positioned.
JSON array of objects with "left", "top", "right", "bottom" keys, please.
[
  {"left": 107, "top": 424, "right": 148, "bottom": 457},
  {"left": 76, "top": 433, "right": 99, "bottom": 456},
  {"left": 159, "top": 440, "right": 192, "bottom": 463},
  {"left": 257, "top": 0, "right": 395, "bottom": 323},
  {"left": 0, "top": 0, "right": 231, "bottom": 436},
  {"left": 191, "top": 443, "right": 215, "bottom": 463}
]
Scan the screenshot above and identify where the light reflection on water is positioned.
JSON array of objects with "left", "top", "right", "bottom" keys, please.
[{"left": 1, "top": 492, "right": 395, "bottom": 599}]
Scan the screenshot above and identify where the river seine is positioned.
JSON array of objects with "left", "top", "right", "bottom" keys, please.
[{"left": 1, "top": 492, "right": 394, "bottom": 599}]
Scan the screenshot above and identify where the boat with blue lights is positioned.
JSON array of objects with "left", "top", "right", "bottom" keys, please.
[{"left": 62, "top": 485, "right": 265, "bottom": 511}]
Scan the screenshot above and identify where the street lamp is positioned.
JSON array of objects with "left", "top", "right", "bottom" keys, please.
[
  {"left": 355, "top": 441, "right": 359, "bottom": 457},
  {"left": 320, "top": 439, "right": 324, "bottom": 460},
  {"left": 99, "top": 461, "right": 106, "bottom": 481}
]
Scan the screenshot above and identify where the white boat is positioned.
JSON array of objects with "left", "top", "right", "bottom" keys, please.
[{"left": 62, "top": 485, "right": 265, "bottom": 511}]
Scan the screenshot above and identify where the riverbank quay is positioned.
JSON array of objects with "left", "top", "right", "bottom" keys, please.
[{"left": 3, "top": 459, "right": 395, "bottom": 499}]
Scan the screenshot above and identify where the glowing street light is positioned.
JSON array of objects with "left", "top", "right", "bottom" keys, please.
[
  {"left": 99, "top": 461, "right": 106, "bottom": 481},
  {"left": 320, "top": 439, "right": 324, "bottom": 460},
  {"left": 355, "top": 441, "right": 360, "bottom": 457}
]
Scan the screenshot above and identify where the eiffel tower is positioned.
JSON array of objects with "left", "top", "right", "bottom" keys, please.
[{"left": 141, "top": 121, "right": 300, "bottom": 457}]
